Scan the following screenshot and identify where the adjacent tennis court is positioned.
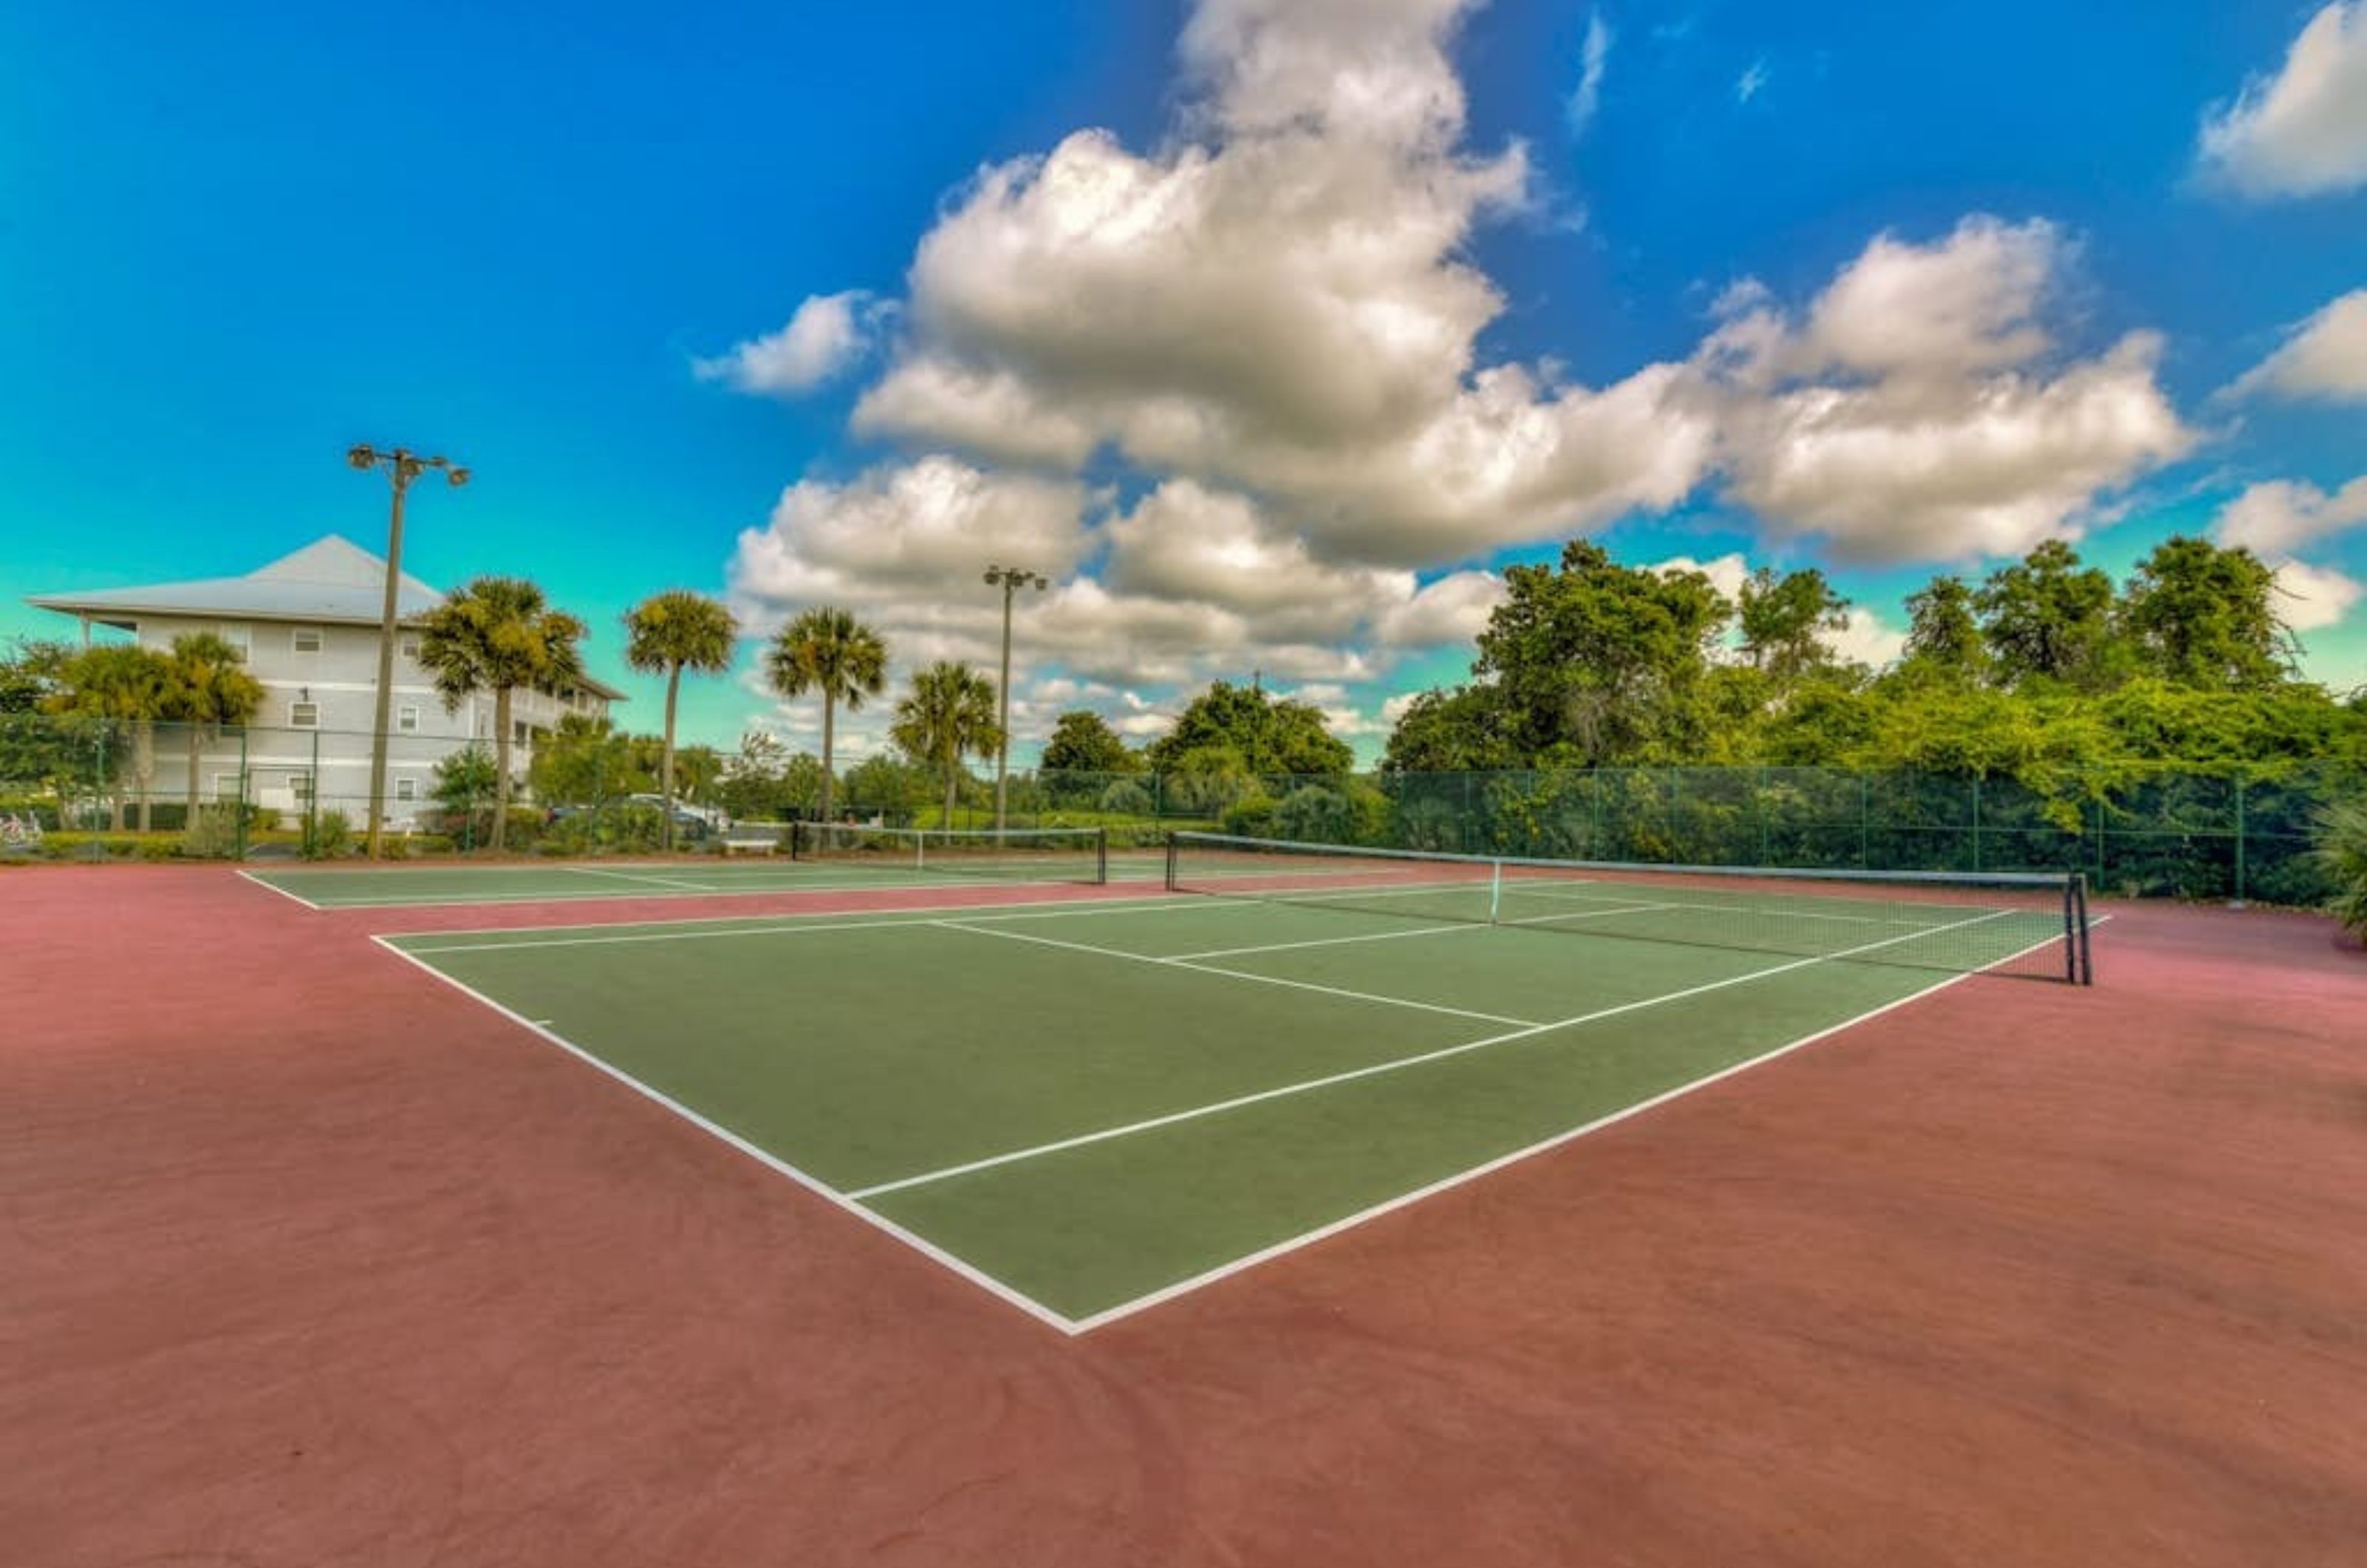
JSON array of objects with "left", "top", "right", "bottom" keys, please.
[
  {"left": 247, "top": 823, "right": 1144, "bottom": 908},
  {"left": 384, "top": 839, "right": 2092, "bottom": 1328}
]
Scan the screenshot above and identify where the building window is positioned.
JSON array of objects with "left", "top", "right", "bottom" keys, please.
[
  {"left": 290, "top": 701, "right": 320, "bottom": 729},
  {"left": 217, "top": 624, "right": 251, "bottom": 655},
  {"left": 288, "top": 772, "right": 313, "bottom": 802},
  {"left": 211, "top": 772, "right": 243, "bottom": 802},
  {"left": 513, "top": 720, "right": 531, "bottom": 747},
  {"left": 394, "top": 777, "right": 419, "bottom": 802},
  {"left": 397, "top": 705, "right": 420, "bottom": 734},
  {"left": 291, "top": 625, "right": 324, "bottom": 653},
  {"left": 398, "top": 634, "right": 420, "bottom": 659}
]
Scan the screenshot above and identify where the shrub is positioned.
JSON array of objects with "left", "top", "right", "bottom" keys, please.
[
  {"left": 303, "top": 809, "right": 354, "bottom": 860},
  {"left": 178, "top": 803, "right": 243, "bottom": 860},
  {"left": 538, "top": 802, "right": 665, "bottom": 856},
  {"left": 42, "top": 831, "right": 141, "bottom": 859},
  {"left": 1098, "top": 779, "right": 1155, "bottom": 818},
  {"left": 2312, "top": 799, "right": 2367, "bottom": 941},
  {"left": 1220, "top": 794, "right": 1278, "bottom": 839}
]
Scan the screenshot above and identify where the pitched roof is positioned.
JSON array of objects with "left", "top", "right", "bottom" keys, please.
[{"left": 27, "top": 535, "right": 443, "bottom": 626}]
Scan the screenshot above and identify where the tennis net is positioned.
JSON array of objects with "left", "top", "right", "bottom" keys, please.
[
  {"left": 792, "top": 822, "right": 1109, "bottom": 885},
  {"left": 1166, "top": 832, "right": 2091, "bottom": 984}
]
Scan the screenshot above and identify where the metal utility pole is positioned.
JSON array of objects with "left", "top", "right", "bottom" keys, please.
[
  {"left": 982, "top": 564, "right": 1049, "bottom": 834},
  {"left": 348, "top": 444, "right": 468, "bottom": 858}
]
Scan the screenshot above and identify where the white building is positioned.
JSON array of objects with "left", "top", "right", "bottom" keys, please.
[{"left": 27, "top": 535, "right": 623, "bottom": 824}]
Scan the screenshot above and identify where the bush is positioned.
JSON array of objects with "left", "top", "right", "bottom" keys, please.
[
  {"left": 41, "top": 831, "right": 142, "bottom": 859},
  {"left": 538, "top": 802, "right": 665, "bottom": 856},
  {"left": 1098, "top": 780, "right": 1155, "bottom": 818},
  {"left": 178, "top": 804, "right": 243, "bottom": 860},
  {"left": 303, "top": 809, "right": 354, "bottom": 860},
  {"left": 2313, "top": 799, "right": 2367, "bottom": 940},
  {"left": 1220, "top": 793, "right": 1278, "bottom": 839}
]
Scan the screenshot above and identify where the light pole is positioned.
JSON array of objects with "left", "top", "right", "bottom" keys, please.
[
  {"left": 348, "top": 444, "right": 468, "bottom": 859},
  {"left": 983, "top": 564, "right": 1048, "bottom": 834}
]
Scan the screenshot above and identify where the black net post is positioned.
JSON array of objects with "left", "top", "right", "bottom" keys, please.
[
  {"left": 2073, "top": 875, "right": 2093, "bottom": 985},
  {"left": 1164, "top": 832, "right": 1180, "bottom": 891}
]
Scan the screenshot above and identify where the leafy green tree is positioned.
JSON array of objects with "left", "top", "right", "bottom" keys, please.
[
  {"left": 1146, "top": 680, "right": 1352, "bottom": 777},
  {"left": 430, "top": 745, "right": 500, "bottom": 812},
  {"left": 528, "top": 714, "right": 653, "bottom": 807},
  {"left": 1041, "top": 709, "right": 1139, "bottom": 775},
  {"left": 1, "top": 641, "right": 81, "bottom": 816},
  {"left": 1738, "top": 566, "right": 1849, "bottom": 683},
  {"left": 766, "top": 606, "right": 888, "bottom": 823},
  {"left": 2118, "top": 535, "right": 2292, "bottom": 691},
  {"left": 416, "top": 576, "right": 587, "bottom": 851},
  {"left": 891, "top": 661, "right": 1003, "bottom": 825},
  {"left": 1, "top": 639, "right": 72, "bottom": 714},
  {"left": 1468, "top": 541, "right": 1730, "bottom": 764},
  {"left": 2313, "top": 799, "right": 2367, "bottom": 939},
  {"left": 1900, "top": 575, "right": 1988, "bottom": 684},
  {"left": 840, "top": 751, "right": 929, "bottom": 822},
  {"left": 624, "top": 590, "right": 737, "bottom": 848},
  {"left": 1975, "top": 541, "right": 2121, "bottom": 690},
  {"left": 673, "top": 743, "right": 724, "bottom": 808},
  {"left": 46, "top": 643, "right": 174, "bottom": 829},
  {"left": 1378, "top": 685, "right": 1522, "bottom": 773},
  {"left": 161, "top": 632, "right": 266, "bottom": 820}
]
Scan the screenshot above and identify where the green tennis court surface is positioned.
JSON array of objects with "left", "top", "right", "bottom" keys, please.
[
  {"left": 385, "top": 873, "right": 2083, "bottom": 1330},
  {"left": 249, "top": 836, "right": 1157, "bottom": 908}
]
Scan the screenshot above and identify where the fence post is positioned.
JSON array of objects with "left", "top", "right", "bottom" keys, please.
[
  {"left": 1756, "top": 766, "right": 1769, "bottom": 866},
  {"left": 1858, "top": 774, "right": 1870, "bottom": 869},
  {"left": 2234, "top": 777, "right": 2248, "bottom": 906},
  {"left": 308, "top": 728, "right": 321, "bottom": 854},
  {"left": 1667, "top": 766, "right": 1681, "bottom": 862},
  {"left": 1971, "top": 776, "right": 1982, "bottom": 873},
  {"left": 233, "top": 727, "right": 249, "bottom": 862}
]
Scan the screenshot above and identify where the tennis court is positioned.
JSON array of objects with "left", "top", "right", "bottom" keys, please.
[
  {"left": 385, "top": 838, "right": 2090, "bottom": 1328},
  {"left": 247, "top": 823, "right": 1147, "bottom": 908}
]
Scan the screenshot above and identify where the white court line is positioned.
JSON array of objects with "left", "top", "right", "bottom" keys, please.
[
  {"left": 304, "top": 869, "right": 1106, "bottom": 911},
  {"left": 396, "top": 897, "right": 1215, "bottom": 955},
  {"left": 1070, "top": 921, "right": 2078, "bottom": 1332},
  {"left": 385, "top": 899, "right": 2086, "bottom": 1334},
  {"left": 561, "top": 865, "right": 723, "bottom": 893},
  {"left": 238, "top": 868, "right": 323, "bottom": 910},
  {"left": 935, "top": 919, "right": 1544, "bottom": 1029},
  {"left": 371, "top": 934, "right": 1081, "bottom": 1335},
  {"left": 1167, "top": 921, "right": 1487, "bottom": 962},
  {"left": 1499, "top": 900, "right": 1681, "bottom": 929},
  {"left": 1163, "top": 899, "right": 1675, "bottom": 960},
  {"left": 849, "top": 905, "right": 2014, "bottom": 1203}
]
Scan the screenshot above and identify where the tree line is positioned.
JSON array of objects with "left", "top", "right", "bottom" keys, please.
[{"left": 1380, "top": 536, "right": 2367, "bottom": 791}]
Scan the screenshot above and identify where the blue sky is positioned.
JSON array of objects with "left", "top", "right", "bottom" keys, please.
[{"left": 5, "top": 0, "right": 2363, "bottom": 763}]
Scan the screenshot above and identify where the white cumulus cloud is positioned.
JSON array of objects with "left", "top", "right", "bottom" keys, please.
[
  {"left": 2272, "top": 558, "right": 2364, "bottom": 632},
  {"left": 695, "top": 291, "right": 883, "bottom": 394},
  {"left": 2213, "top": 474, "right": 2367, "bottom": 555},
  {"left": 1692, "top": 217, "right": 2192, "bottom": 562},
  {"left": 2196, "top": 1, "right": 2367, "bottom": 197},
  {"left": 2228, "top": 288, "right": 2367, "bottom": 402}
]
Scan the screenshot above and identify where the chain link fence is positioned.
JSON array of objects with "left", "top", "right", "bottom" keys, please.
[{"left": 0, "top": 712, "right": 2353, "bottom": 905}]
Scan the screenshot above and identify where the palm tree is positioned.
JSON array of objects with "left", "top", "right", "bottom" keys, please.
[
  {"left": 765, "top": 607, "right": 886, "bottom": 823},
  {"left": 416, "top": 576, "right": 587, "bottom": 852},
  {"left": 890, "top": 661, "right": 1003, "bottom": 827},
  {"left": 44, "top": 643, "right": 174, "bottom": 830},
  {"left": 162, "top": 632, "right": 266, "bottom": 822},
  {"left": 624, "top": 590, "right": 737, "bottom": 850}
]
